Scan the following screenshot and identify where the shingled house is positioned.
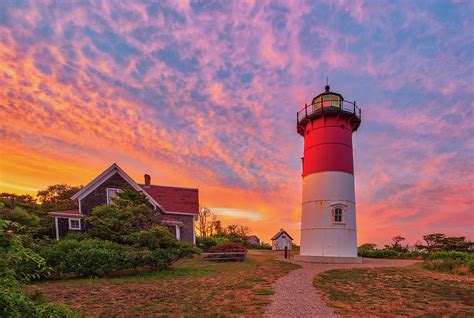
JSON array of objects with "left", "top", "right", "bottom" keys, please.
[{"left": 48, "top": 163, "right": 199, "bottom": 243}]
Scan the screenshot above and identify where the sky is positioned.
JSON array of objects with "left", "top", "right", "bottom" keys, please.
[{"left": 0, "top": 0, "right": 473, "bottom": 246}]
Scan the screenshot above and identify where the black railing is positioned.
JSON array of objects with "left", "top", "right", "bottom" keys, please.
[{"left": 297, "top": 99, "right": 361, "bottom": 124}]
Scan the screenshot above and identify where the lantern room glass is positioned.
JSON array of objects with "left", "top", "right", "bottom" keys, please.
[{"left": 312, "top": 93, "right": 342, "bottom": 111}]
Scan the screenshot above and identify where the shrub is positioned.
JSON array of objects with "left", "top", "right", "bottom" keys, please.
[
  {"left": 0, "top": 277, "right": 36, "bottom": 318},
  {"left": 197, "top": 236, "right": 229, "bottom": 252},
  {"left": 41, "top": 238, "right": 126, "bottom": 277},
  {"left": 0, "top": 220, "right": 75, "bottom": 317},
  {"left": 36, "top": 302, "right": 78, "bottom": 318},
  {"left": 425, "top": 251, "right": 473, "bottom": 261},
  {"left": 358, "top": 248, "right": 422, "bottom": 259},
  {"left": 1, "top": 221, "right": 51, "bottom": 282},
  {"left": 423, "top": 251, "right": 474, "bottom": 274},
  {"left": 41, "top": 235, "right": 200, "bottom": 277},
  {"left": 208, "top": 242, "right": 247, "bottom": 253},
  {"left": 86, "top": 205, "right": 134, "bottom": 243},
  {"left": 63, "top": 232, "right": 91, "bottom": 241},
  {"left": 3, "top": 207, "right": 40, "bottom": 228},
  {"left": 358, "top": 249, "right": 399, "bottom": 258},
  {"left": 129, "top": 226, "right": 178, "bottom": 250}
]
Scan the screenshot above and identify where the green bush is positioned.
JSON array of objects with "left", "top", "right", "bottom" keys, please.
[
  {"left": 358, "top": 249, "right": 399, "bottom": 258},
  {"left": 468, "top": 259, "right": 474, "bottom": 272},
  {"left": 36, "top": 302, "right": 78, "bottom": 318},
  {"left": 423, "top": 259, "right": 467, "bottom": 272},
  {"left": 41, "top": 238, "right": 126, "bottom": 277},
  {"left": 41, "top": 235, "right": 200, "bottom": 277},
  {"left": 358, "top": 248, "right": 422, "bottom": 259},
  {"left": 0, "top": 220, "right": 75, "bottom": 317},
  {"left": 129, "top": 226, "right": 178, "bottom": 250},
  {"left": 3, "top": 207, "right": 40, "bottom": 228},
  {"left": 196, "top": 236, "right": 229, "bottom": 252},
  {"left": 425, "top": 251, "right": 473, "bottom": 261},
  {"left": 1, "top": 222, "right": 51, "bottom": 282},
  {"left": 86, "top": 205, "right": 134, "bottom": 243},
  {"left": 0, "top": 279, "right": 36, "bottom": 318},
  {"left": 63, "top": 232, "right": 91, "bottom": 241},
  {"left": 423, "top": 251, "right": 474, "bottom": 274},
  {"left": 129, "top": 226, "right": 201, "bottom": 256}
]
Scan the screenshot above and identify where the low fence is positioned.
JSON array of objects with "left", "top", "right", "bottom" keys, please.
[{"left": 201, "top": 252, "right": 247, "bottom": 261}]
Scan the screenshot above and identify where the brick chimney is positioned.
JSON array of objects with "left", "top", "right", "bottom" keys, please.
[{"left": 144, "top": 174, "right": 151, "bottom": 186}]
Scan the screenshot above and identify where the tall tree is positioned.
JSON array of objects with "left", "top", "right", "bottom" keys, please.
[
  {"left": 196, "top": 205, "right": 217, "bottom": 237},
  {"left": 422, "top": 233, "right": 446, "bottom": 251},
  {"left": 37, "top": 184, "right": 83, "bottom": 212},
  {"left": 385, "top": 235, "right": 407, "bottom": 252}
]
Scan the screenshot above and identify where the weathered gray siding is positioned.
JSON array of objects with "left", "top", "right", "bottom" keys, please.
[{"left": 167, "top": 213, "right": 195, "bottom": 243}]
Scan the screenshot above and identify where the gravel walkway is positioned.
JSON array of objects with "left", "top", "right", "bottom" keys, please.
[{"left": 265, "top": 258, "right": 419, "bottom": 317}]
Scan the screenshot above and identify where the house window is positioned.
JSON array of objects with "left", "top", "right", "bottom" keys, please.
[
  {"left": 106, "top": 188, "right": 122, "bottom": 205},
  {"left": 334, "top": 208, "right": 343, "bottom": 223},
  {"left": 282, "top": 235, "right": 286, "bottom": 239},
  {"left": 68, "top": 218, "right": 81, "bottom": 230}
]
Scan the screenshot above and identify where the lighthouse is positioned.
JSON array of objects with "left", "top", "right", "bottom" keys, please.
[{"left": 295, "top": 84, "right": 362, "bottom": 263}]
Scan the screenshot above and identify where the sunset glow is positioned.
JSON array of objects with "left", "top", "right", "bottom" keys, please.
[{"left": 0, "top": 0, "right": 472, "bottom": 246}]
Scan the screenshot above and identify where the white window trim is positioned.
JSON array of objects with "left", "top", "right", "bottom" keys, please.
[
  {"left": 106, "top": 188, "right": 122, "bottom": 205},
  {"left": 68, "top": 218, "right": 82, "bottom": 230},
  {"left": 331, "top": 203, "right": 347, "bottom": 225},
  {"left": 175, "top": 225, "right": 181, "bottom": 241},
  {"left": 55, "top": 217, "right": 59, "bottom": 240}
]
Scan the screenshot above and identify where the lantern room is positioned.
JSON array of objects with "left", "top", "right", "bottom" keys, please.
[
  {"left": 297, "top": 85, "right": 362, "bottom": 136},
  {"left": 311, "top": 84, "right": 343, "bottom": 110}
]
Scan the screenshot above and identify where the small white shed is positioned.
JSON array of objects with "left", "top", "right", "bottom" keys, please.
[{"left": 271, "top": 229, "right": 293, "bottom": 251}]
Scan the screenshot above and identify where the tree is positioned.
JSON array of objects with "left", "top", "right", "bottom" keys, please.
[
  {"left": 0, "top": 193, "right": 37, "bottom": 210},
  {"left": 441, "top": 236, "right": 472, "bottom": 252},
  {"left": 196, "top": 205, "right": 219, "bottom": 237},
  {"left": 237, "top": 225, "right": 250, "bottom": 237},
  {"left": 214, "top": 220, "right": 223, "bottom": 235},
  {"left": 36, "top": 184, "right": 82, "bottom": 212},
  {"left": 86, "top": 188, "right": 159, "bottom": 243},
  {"left": 385, "top": 235, "right": 407, "bottom": 252},
  {"left": 422, "top": 233, "right": 446, "bottom": 251}
]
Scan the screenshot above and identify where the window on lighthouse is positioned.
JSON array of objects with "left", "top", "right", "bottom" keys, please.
[{"left": 334, "top": 208, "right": 343, "bottom": 223}]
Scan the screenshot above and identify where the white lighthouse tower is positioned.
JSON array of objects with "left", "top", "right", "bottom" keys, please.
[{"left": 295, "top": 84, "right": 362, "bottom": 263}]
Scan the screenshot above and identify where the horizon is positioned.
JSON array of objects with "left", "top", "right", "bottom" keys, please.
[{"left": 0, "top": 1, "right": 473, "bottom": 247}]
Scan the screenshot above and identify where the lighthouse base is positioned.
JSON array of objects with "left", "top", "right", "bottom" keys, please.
[{"left": 294, "top": 255, "right": 362, "bottom": 264}]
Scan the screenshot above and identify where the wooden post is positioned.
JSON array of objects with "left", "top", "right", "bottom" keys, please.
[{"left": 284, "top": 246, "right": 288, "bottom": 259}]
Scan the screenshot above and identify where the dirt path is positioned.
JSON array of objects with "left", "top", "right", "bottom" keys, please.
[{"left": 265, "top": 258, "right": 419, "bottom": 317}]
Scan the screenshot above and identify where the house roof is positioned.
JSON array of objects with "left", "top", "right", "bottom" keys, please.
[
  {"left": 48, "top": 209, "right": 83, "bottom": 218},
  {"left": 68, "top": 163, "right": 199, "bottom": 215},
  {"left": 71, "top": 163, "right": 166, "bottom": 213},
  {"left": 139, "top": 185, "right": 199, "bottom": 215},
  {"left": 271, "top": 229, "right": 294, "bottom": 241}
]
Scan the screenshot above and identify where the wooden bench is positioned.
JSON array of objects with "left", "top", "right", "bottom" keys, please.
[{"left": 201, "top": 252, "right": 247, "bottom": 261}]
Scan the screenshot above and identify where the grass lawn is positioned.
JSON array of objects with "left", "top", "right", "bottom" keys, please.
[
  {"left": 314, "top": 265, "right": 474, "bottom": 317},
  {"left": 26, "top": 250, "right": 299, "bottom": 317}
]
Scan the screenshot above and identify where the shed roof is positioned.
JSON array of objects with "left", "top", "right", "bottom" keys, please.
[{"left": 271, "top": 229, "right": 293, "bottom": 241}]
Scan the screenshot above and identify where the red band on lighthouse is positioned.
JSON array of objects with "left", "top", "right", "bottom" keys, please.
[{"left": 302, "top": 117, "right": 354, "bottom": 176}]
